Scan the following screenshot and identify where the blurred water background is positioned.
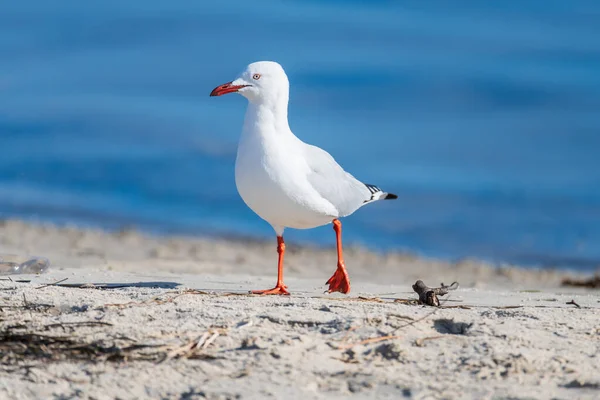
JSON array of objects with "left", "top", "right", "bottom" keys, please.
[{"left": 1, "top": 1, "right": 599, "bottom": 270}]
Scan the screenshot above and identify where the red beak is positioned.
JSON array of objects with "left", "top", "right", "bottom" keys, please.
[{"left": 210, "top": 81, "right": 249, "bottom": 97}]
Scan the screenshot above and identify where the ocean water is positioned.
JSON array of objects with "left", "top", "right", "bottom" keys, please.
[{"left": 1, "top": 1, "right": 600, "bottom": 270}]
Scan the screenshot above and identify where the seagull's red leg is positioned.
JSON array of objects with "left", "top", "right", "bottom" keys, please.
[
  {"left": 326, "top": 219, "right": 351, "bottom": 294},
  {"left": 252, "top": 236, "right": 290, "bottom": 295}
]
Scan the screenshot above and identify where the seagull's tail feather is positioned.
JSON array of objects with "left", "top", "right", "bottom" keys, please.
[{"left": 364, "top": 184, "right": 398, "bottom": 204}]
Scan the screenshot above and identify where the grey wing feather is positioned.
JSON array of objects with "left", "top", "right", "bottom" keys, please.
[{"left": 304, "top": 144, "right": 372, "bottom": 217}]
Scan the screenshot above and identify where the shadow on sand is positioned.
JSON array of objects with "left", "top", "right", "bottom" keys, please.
[{"left": 56, "top": 281, "right": 182, "bottom": 290}]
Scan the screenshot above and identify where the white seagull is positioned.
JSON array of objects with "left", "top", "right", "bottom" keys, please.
[{"left": 210, "top": 61, "right": 396, "bottom": 295}]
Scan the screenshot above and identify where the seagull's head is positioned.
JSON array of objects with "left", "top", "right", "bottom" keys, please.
[{"left": 210, "top": 61, "right": 289, "bottom": 105}]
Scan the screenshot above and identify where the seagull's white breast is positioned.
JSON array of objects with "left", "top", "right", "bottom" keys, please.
[{"left": 235, "top": 124, "right": 338, "bottom": 231}]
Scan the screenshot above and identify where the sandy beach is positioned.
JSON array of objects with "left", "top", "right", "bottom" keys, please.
[{"left": 1, "top": 220, "right": 599, "bottom": 400}]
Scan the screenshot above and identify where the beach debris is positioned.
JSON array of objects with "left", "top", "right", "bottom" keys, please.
[
  {"left": 0, "top": 324, "right": 159, "bottom": 364},
  {"left": 561, "top": 275, "right": 600, "bottom": 289},
  {"left": 357, "top": 296, "right": 384, "bottom": 303},
  {"left": 393, "top": 298, "right": 420, "bottom": 305},
  {"left": 0, "top": 321, "right": 225, "bottom": 365},
  {"left": 441, "top": 305, "right": 472, "bottom": 309},
  {"left": 566, "top": 300, "right": 581, "bottom": 308},
  {"left": 493, "top": 305, "right": 523, "bottom": 309},
  {"left": 337, "top": 334, "right": 402, "bottom": 350},
  {"left": 0, "top": 255, "right": 50, "bottom": 275},
  {"left": 43, "top": 321, "right": 113, "bottom": 331},
  {"left": 414, "top": 335, "right": 444, "bottom": 347},
  {"left": 387, "top": 314, "right": 414, "bottom": 322},
  {"left": 166, "top": 331, "right": 222, "bottom": 359},
  {"left": 412, "top": 280, "right": 459, "bottom": 306}
]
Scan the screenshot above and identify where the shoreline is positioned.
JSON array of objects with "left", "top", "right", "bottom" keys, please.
[
  {"left": 3, "top": 214, "right": 599, "bottom": 272},
  {"left": 1, "top": 218, "right": 597, "bottom": 290}
]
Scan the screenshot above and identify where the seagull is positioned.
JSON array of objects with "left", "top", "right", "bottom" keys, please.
[{"left": 210, "top": 61, "right": 396, "bottom": 295}]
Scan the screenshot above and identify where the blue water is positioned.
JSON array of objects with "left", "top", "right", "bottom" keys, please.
[{"left": 1, "top": 1, "right": 600, "bottom": 270}]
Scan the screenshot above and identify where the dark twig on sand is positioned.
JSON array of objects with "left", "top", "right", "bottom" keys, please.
[
  {"left": 566, "top": 300, "right": 581, "bottom": 308},
  {"left": 44, "top": 321, "right": 114, "bottom": 330},
  {"left": 412, "top": 280, "right": 459, "bottom": 307},
  {"left": 440, "top": 305, "right": 472, "bottom": 309}
]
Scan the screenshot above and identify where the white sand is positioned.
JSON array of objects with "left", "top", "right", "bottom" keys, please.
[{"left": 1, "top": 220, "right": 599, "bottom": 399}]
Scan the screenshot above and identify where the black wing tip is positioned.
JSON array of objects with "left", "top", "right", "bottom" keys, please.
[
  {"left": 365, "top": 183, "right": 397, "bottom": 201},
  {"left": 364, "top": 184, "right": 380, "bottom": 194}
]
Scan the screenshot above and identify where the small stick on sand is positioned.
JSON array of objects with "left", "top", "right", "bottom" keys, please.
[
  {"left": 387, "top": 314, "right": 414, "bottom": 321},
  {"left": 566, "top": 300, "right": 581, "bottom": 308},
  {"left": 165, "top": 330, "right": 223, "bottom": 359},
  {"left": 414, "top": 335, "right": 445, "bottom": 347},
  {"left": 357, "top": 296, "right": 384, "bottom": 303},
  {"left": 35, "top": 278, "right": 68, "bottom": 289},
  {"left": 441, "top": 305, "right": 472, "bottom": 309},
  {"left": 201, "top": 332, "right": 221, "bottom": 349},
  {"left": 338, "top": 334, "right": 402, "bottom": 350}
]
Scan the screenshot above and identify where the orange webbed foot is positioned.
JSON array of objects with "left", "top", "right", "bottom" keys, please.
[
  {"left": 326, "top": 263, "right": 351, "bottom": 294},
  {"left": 251, "top": 285, "right": 290, "bottom": 295}
]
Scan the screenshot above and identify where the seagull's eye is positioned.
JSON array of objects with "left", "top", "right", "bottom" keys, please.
[{"left": 252, "top": 73, "right": 261, "bottom": 80}]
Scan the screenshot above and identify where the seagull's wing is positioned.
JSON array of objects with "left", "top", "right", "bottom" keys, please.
[{"left": 304, "top": 144, "right": 389, "bottom": 217}]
